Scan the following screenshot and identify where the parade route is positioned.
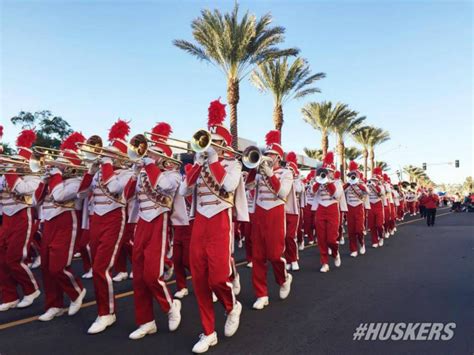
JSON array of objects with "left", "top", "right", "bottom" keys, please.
[{"left": 1, "top": 208, "right": 472, "bottom": 355}]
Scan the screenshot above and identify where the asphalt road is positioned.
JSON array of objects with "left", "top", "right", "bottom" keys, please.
[{"left": 0, "top": 207, "right": 472, "bottom": 355}]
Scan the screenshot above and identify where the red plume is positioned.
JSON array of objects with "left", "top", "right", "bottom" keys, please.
[
  {"left": 334, "top": 171, "right": 341, "bottom": 179},
  {"left": 348, "top": 160, "right": 359, "bottom": 171},
  {"left": 0, "top": 125, "right": 3, "bottom": 137},
  {"left": 108, "top": 119, "right": 130, "bottom": 141},
  {"left": 184, "top": 163, "right": 193, "bottom": 175},
  {"left": 307, "top": 169, "right": 316, "bottom": 180},
  {"left": 151, "top": 122, "right": 173, "bottom": 142},
  {"left": 373, "top": 167, "right": 382, "bottom": 176},
  {"left": 208, "top": 98, "right": 226, "bottom": 127},
  {"left": 265, "top": 130, "right": 281, "bottom": 145},
  {"left": 323, "top": 152, "right": 334, "bottom": 165},
  {"left": 286, "top": 151, "right": 297, "bottom": 164},
  {"left": 16, "top": 129, "right": 36, "bottom": 148},
  {"left": 60, "top": 132, "right": 86, "bottom": 151}
]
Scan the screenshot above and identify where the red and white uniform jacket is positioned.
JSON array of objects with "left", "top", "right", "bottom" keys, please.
[
  {"left": 383, "top": 182, "right": 394, "bottom": 206},
  {"left": 392, "top": 189, "right": 401, "bottom": 207},
  {"left": 33, "top": 172, "right": 82, "bottom": 221},
  {"left": 305, "top": 183, "right": 315, "bottom": 208},
  {"left": 311, "top": 180, "right": 344, "bottom": 211},
  {"left": 180, "top": 158, "right": 248, "bottom": 222},
  {"left": 77, "top": 164, "right": 133, "bottom": 216},
  {"left": 334, "top": 179, "right": 348, "bottom": 212},
  {"left": 344, "top": 182, "right": 370, "bottom": 209},
  {"left": 285, "top": 177, "right": 304, "bottom": 215},
  {"left": 246, "top": 167, "right": 293, "bottom": 211},
  {"left": 367, "top": 181, "right": 386, "bottom": 205},
  {"left": 0, "top": 174, "right": 40, "bottom": 216}
]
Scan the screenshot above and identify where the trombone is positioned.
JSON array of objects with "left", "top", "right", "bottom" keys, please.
[
  {"left": 77, "top": 135, "right": 143, "bottom": 165},
  {"left": 0, "top": 154, "right": 30, "bottom": 168},
  {"left": 132, "top": 134, "right": 182, "bottom": 166}
]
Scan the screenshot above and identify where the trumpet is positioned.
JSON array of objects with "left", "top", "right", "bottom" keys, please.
[{"left": 315, "top": 168, "right": 330, "bottom": 184}]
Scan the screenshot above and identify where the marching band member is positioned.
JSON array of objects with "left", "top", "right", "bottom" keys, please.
[
  {"left": 246, "top": 130, "right": 293, "bottom": 309},
  {"left": 367, "top": 167, "right": 386, "bottom": 248},
  {"left": 296, "top": 174, "right": 306, "bottom": 251},
  {"left": 302, "top": 169, "right": 316, "bottom": 247},
  {"left": 382, "top": 174, "right": 395, "bottom": 238},
  {"left": 344, "top": 161, "right": 369, "bottom": 257},
  {"left": 240, "top": 171, "right": 255, "bottom": 268},
  {"left": 284, "top": 152, "right": 304, "bottom": 271},
  {"left": 112, "top": 201, "right": 136, "bottom": 282},
  {"left": 0, "top": 130, "right": 41, "bottom": 311},
  {"left": 34, "top": 132, "right": 87, "bottom": 321},
  {"left": 334, "top": 170, "right": 347, "bottom": 246},
  {"left": 123, "top": 123, "right": 183, "bottom": 340},
  {"left": 405, "top": 184, "right": 417, "bottom": 216},
  {"left": 311, "top": 152, "right": 344, "bottom": 273},
  {"left": 181, "top": 99, "right": 248, "bottom": 353},
  {"left": 395, "top": 184, "right": 405, "bottom": 221},
  {"left": 77, "top": 119, "right": 134, "bottom": 334},
  {"left": 173, "top": 163, "right": 194, "bottom": 299}
]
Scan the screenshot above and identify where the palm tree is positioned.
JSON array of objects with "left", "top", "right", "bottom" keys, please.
[
  {"left": 174, "top": 4, "right": 298, "bottom": 150},
  {"left": 368, "top": 128, "right": 390, "bottom": 172},
  {"left": 376, "top": 161, "right": 390, "bottom": 172},
  {"left": 352, "top": 126, "right": 373, "bottom": 178},
  {"left": 250, "top": 57, "right": 325, "bottom": 136},
  {"left": 302, "top": 101, "right": 342, "bottom": 156},
  {"left": 345, "top": 146, "right": 362, "bottom": 162},
  {"left": 303, "top": 147, "right": 324, "bottom": 161},
  {"left": 331, "top": 107, "right": 366, "bottom": 178}
]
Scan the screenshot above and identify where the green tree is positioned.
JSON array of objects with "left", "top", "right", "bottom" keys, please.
[
  {"left": 302, "top": 101, "right": 342, "bottom": 156},
  {"left": 11, "top": 110, "right": 73, "bottom": 149},
  {"left": 367, "top": 127, "right": 390, "bottom": 172},
  {"left": 251, "top": 57, "right": 325, "bottom": 136},
  {"left": 331, "top": 107, "right": 366, "bottom": 179},
  {"left": 376, "top": 160, "right": 389, "bottom": 172},
  {"left": 174, "top": 4, "right": 298, "bottom": 150},
  {"left": 344, "top": 146, "right": 362, "bottom": 162},
  {"left": 303, "top": 147, "right": 324, "bottom": 161}
]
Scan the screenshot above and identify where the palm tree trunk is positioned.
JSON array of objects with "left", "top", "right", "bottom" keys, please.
[
  {"left": 321, "top": 130, "right": 328, "bottom": 157},
  {"left": 227, "top": 78, "right": 240, "bottom": 151},
  {"left": 363, "top": 149, "right": 368, "bottom": 178},
  {"left": 273, "top": 104, "right": 283, "bottom": 137},
  {"left": 337, "top": 135, "right": 345, "bottom": 181},
  {"left": 369, "top": 147, "right": 375, "bottom": 172}
]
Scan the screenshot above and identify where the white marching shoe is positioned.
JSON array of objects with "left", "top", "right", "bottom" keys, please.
[
  {"left": 68, "top": 288, "right": 86, "bottom": 316},
  {"left": 378, "top": 238, "right": 384, "bottom": 247},
  {"left": 212, "top": 292, "right": 218, "bottom": 303},
  {"left": 320, "top": 264, "right": 330, "bottom": 273},
  {"left": 334, "top": 253, "right": 342, "bottom": 267},
  {"left": 39, "top": 307, "right": 66, "bottom": 321},
  {"left": 82, "top": 269, "right": 93, "bottom": 279},
  {"left": 246, "top": 262, "right": 253, "bottom": 268},
  {"left": 238, "top": 239, "right": 243, "bottom": 248},
  {"left": 129, "top": 271, "right": 134, "bottom": 279},
  {"left": 73, "top": 252, "right": 81, "bottom": 258},
  {"left": 279, "top": 274, "right": 293, "bottom": 299},
  {"left": 291, "top": 261, "right": 300, "bottom": 271},
  {"left": 0, "top": 300, "right": 19, "bottom": 312},
  {"left": 224, "top": 301, "right": 242, "bottom": 337},
  {"left": 308, "top": 240, "right": 315, "bottom": 245},
  {"left": 174, "top": 288, "right": 189, "bottom": 299},
  {"left": 298, "top": 242, "right": 305, "bottom": 251},
  {"left": 350, "top": 251, "right": 358, "bottom": 258},
  {"left": 252, "top": 296, "right": 269, "bottom": 310},
  {"left": 31, "top": 256, "right": 41, "bottom": 269},
  {"left": 112, "top": 272, "right": 128, "bottom": 282},
  {"left": 192, "top": 332, "right": 218, "bottom": 353},
  {"left": 372, "top": 243, "right": 379, "bottom": 248},
  {"left": 385, "top": 232, "right": 390, "bottom": 239},
  {"left": 286, "top": 263, "right": 291, "bottom": 271},
  {"left": 168, "top": 299, "right": 182, "bottom": 331},
  {"left": 360, "top": 244, "right": 366, "bottom": 255},
  {"left": 87, "top": 314, "right": 116, "bottom": 334},
  {"left": 339, "top": 237, "right": 345, "bottom": 245},
  {"left": 328, "top": 248, "right": 332, "bottom": 256},
  {"left": 17, "top": 290, "right": 41, "bottom": 308},
  {"left": 232, "top": 273, "right": 241, "bottom": 296},
  {"left": 129, "top": 320, "right": 157, "bottom": 340}
]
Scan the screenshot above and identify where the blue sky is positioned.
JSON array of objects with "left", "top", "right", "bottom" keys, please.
[{"left": 1, "top": 0, "right": 472, "bottom": 184}]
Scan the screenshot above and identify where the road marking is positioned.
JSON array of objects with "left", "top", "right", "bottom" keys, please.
[{"left": 0, "top": 210, "right": 452, "bottom": 331}]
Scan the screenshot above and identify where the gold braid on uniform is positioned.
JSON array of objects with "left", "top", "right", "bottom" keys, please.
[
  {"left": 200, "top": 162, "right": 234, "bottom": 205},
  {"left": 139, "top": 172, "right": 173, "bottom": 209}
]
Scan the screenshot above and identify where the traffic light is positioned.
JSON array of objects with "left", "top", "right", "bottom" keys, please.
[
  {"left": 422, "top": 163, "right": 427, "bottom": 170},
  {"left": 455, "top": 160, "right": 459, "bottom": 168}
]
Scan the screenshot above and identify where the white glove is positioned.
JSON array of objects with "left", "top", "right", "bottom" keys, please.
[
  {"left": 100, "top": 157, "right": 113, "bottom": 165},
  {"left": 194, "top": 152, "right": 206, "bottom": 166},
  {"left": 142, "top": 157, "right": 155, "bottom": 166},
  {"left": 49, "top": 167, "right": 62, "bottom": 176},
  {"left": 206, "top": 146, "right": 218, "bottom": 164},
  {"left": 262, "top": 163, "right": 273, "bottom": 177},
  {"left": 133, "top": 161, "right": 144, "bottom": 176}
]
